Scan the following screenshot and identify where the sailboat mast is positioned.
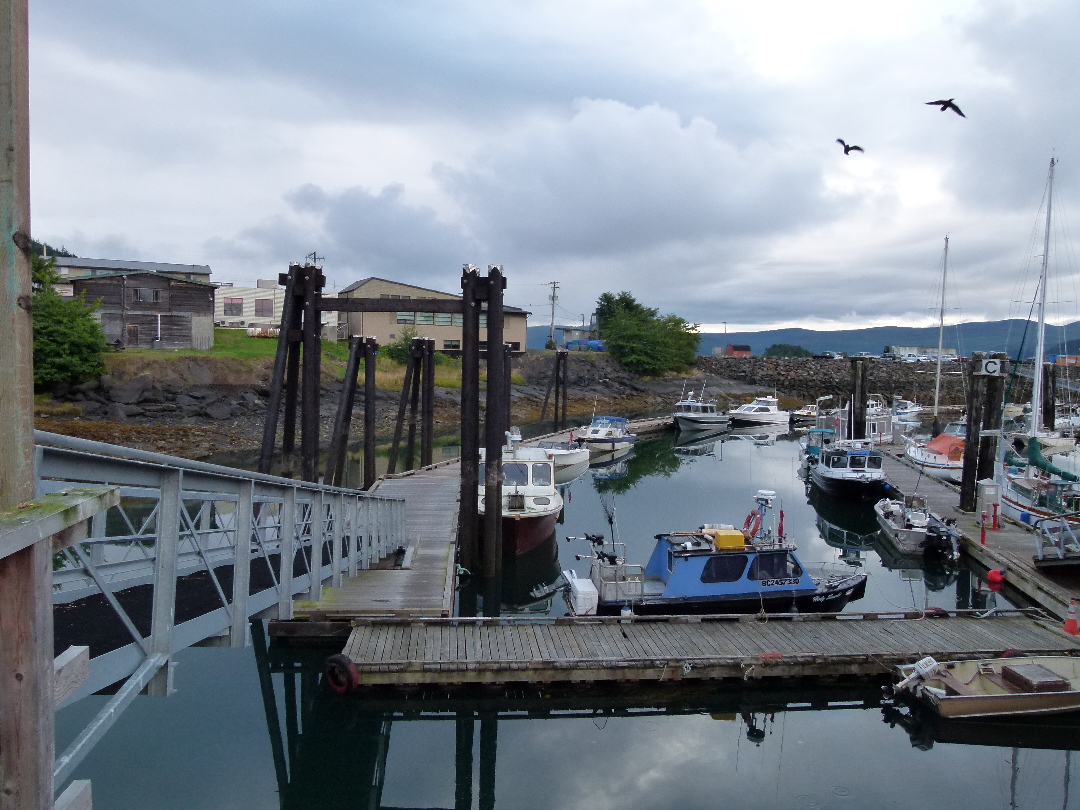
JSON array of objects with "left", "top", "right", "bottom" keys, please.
[
  {"left": 933, "top": 236, "right": 948, "bottom": 418},
  {"left": 1032, "top": 157, "right": 1056, "bottom": 437}
]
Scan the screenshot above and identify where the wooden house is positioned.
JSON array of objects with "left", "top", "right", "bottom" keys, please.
[{"left": 71, "top": 271, "right": 216, "bottom": 350}]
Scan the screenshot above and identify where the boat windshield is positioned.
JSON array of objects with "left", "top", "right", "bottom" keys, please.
[
  {"left": 748, "top": 552, "right": 803, "bottom": 580},
  {"left": 477, "top": 462, "right": 531, "bottom": 486},
  {"left": 700, "top": 555, "right": 748, "bottom": 583},
  {"left": 827, "top": 455, "right": 848, "bottom": 468},
  {"left": 531, "top": 462, "right": 552, "bottom": 486}
]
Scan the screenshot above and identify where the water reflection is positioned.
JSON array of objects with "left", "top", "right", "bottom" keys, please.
[{"left": 252, "top": 629, "right": 1079, "bottom": 810}]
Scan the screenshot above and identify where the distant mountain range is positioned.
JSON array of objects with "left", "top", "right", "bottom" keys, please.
[{"left": 527, "top": 320, "right": 1080, "bottom": 358}]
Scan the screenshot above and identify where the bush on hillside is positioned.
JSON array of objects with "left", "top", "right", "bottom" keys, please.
[
  {"left": 596, "top": 291, "right": 699, "bottom": 376},
  {"left": 32, "top": 255, "right": 109, "bottom": 388}
]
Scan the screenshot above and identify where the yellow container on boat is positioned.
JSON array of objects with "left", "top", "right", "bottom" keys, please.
[{"left": 712, "top": 529, "right": 746, "bottom": 549}]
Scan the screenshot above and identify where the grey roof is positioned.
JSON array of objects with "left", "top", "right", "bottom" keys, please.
[
  {"left": 53, "top": 257, "right": 212, "bottom": 275},
  {"left": 339, "top": 276, "right": 528, "bottom": 313},
  {"left": 70, "top": 270, "right": 216, "bottom": 288}
]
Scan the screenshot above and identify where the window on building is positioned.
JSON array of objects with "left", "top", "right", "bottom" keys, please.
[
  {"left": 132, "top": 288, "right": 162, "bottom": 303},
  {"left": 435, "top": 312, "right": 452, "bottom": 326},
  {"left": 479, "top": 314, "right": 487, "bottom": 328},
  {"left": 508, "top": 342, "right": 521, "bottom": 352},
  {"left": 254, "top": 299, "right": 273, "bottom": 317},
  {"left": 397, "top": 312, "right": 414, "bottom": 324},
  {"left": 443, "top": 340, "right": 461, "bottom": 351},
  {"left": 380, "top": 293, "right": 411, "bottom": 299},
  {"left": 416, "top": 312, "right": 434, "bottom": 325},
  {"left": 223, "top": 298, "right": 243, "bottom": 316},
  {"left": 453, "top": 313, "right": 463, "bottom": 327}
]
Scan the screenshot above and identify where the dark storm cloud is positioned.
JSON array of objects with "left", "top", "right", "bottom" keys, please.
[{"left": 219, "top": 183, "right": 479, "bottom": 292}]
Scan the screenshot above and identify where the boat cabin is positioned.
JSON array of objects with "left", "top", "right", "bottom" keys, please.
[
  {"left": 674, "top": 397, "right": 719, "bottom": 416},
  {"left": 819, "top": 444, "right": 884, "bottom": 471}
]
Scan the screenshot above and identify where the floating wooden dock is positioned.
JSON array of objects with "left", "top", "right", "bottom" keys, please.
[
  {"left": 880, "top": 453, "right": 1080, "bottom": 618},
  {"left": 294, "top": 462, "right": 459, "bottom": 620},
  {"left": 326, "top": 609, "right": 1080, "bottom": 687}
]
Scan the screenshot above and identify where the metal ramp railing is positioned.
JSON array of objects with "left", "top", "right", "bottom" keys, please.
[{"left": 35, "top": 430, "right": 406, "bottom": 788}]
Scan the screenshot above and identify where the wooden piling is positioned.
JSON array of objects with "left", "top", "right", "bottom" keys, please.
[
  {"left": 960, "top": 352, "right": 987, "bottom": 512},
  {"left": 259, "top": 264, "right": 301, "bottom": 474},
  {"left": 282, "top": 330, "right": 301, "bottom": 457},
  {"left": 457, "top": 267, "right": 482, "bottom": 580},
  {"left": 0, "top": 0, "right": 55, "bottom": 803},
  {"left": 405, "top": 339, "right": 423, "bottom": 472},
  {"left": 421, "top": 338, "right": 435, "bottom": 467},
  {"left": 559, "top": 350, "right": 568, "bottom": 431},
  {"left": 483, "top": 267, "right": 506, "bottom": 589},
  {"left": 503, "top": 343, "right": 513, "bottom": 435},
  {"left": 1042, "top": 362, "right": 1057, "bottom": 431},
  {"left": 327, "top": 336, "right": 363, "bottom": 487},
  {"left": 850, "top": 357, "right": 868, "bottom": 439},
  {"left": 300, "top": 266, "right": 324, "bottom": 482},
  {"left": 977, "top": 352, "right": 1007, "bottom": 482},
  {"left": 385, "top": 344, "right": 417, "bottom": 477},
  {"left": 363, "top": 338, "right": 378, "bottom": 490}
]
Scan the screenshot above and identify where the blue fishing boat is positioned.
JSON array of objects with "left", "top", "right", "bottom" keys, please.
[{"left": 564, "top": 490, "right": 867, "bottom": 616}]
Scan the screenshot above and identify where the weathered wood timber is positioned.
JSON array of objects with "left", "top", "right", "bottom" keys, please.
[{"left": 328, "top": 610, "right": 1080, "bottom": 688}]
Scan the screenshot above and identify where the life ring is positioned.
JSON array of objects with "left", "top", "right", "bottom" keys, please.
[
  {"left": 324, "top": 653, "right": 360, "bottom": 694},
  {"left": 742, "top": 510, "right": 761, "bottom": 539}
]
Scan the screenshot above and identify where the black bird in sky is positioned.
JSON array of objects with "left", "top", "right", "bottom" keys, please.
[
  {"left": 836, "top": 139, "right": 863, "bottom": 155},
  {"left": 926, "top": 98, "right": 965, "bottom": 117}
]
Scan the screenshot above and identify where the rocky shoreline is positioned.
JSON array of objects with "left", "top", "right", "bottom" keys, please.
[{"left": 36, "top": 352, "right": 992, "bottom": 461}]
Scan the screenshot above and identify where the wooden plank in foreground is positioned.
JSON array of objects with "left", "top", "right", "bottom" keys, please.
[{"left": 336, "top": 610, "right": 1080, "bottom": 687}]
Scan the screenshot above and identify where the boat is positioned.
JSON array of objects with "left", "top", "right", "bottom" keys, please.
[
  {"left": 533, "top": 439, "right": 590, "bottom": 468},
  {"left": 873, "top": 495, "right": 960, "bottom": 562},
  {"left": 893, "top": 655, "right": 1080, "bottom": 719},
  {"left": 578, "top": 416, "right": 637, "bottom": 454},
  {"left": 997, "top": 158, "right": 1080, "bottom": 526},
  {"left": 792, "top": 396, "right": 832, "bottom": 423},
  {"left": 803, "top": 431, "right": 892, "bottom": 500},
  {"left": 727, "top": 396, "right": 791, "bottom": 427},
  {"left": 564, "top": 490, "right": 867, "bottom": 615},
  {"left": 478, "top": 439, "right": 564, "bottom": 556},
  {"left": 904, "top": 430, "right": 965, "bottom": 483},
  {"left": 892, "top": 398, "right": 924, "bottom": 422},
  {"left": 672, "top": 391, "right": 730, "bottom": 431}
]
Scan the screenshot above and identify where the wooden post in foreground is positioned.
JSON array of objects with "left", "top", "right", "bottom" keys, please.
[
  {"left": 363, "top": 338, "right": 378, "bottom": 490},
  {"left": 0, "top": 0, "right": 55, "bottom": 805},
  {"left": 482, "top": 266, "right": 506, "bottom": 595}
]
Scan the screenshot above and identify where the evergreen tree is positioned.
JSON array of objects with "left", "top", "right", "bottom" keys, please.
[{"left": 31, "top": 255, "right": 108, "bottom": 387}]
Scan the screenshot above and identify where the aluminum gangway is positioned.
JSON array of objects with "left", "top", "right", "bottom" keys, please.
[{"left": 33, "top": 430, "right": 406, "bottom": 788}]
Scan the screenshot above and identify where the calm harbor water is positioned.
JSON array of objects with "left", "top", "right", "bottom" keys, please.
[{"left": 58, "top": 431, "right": 1078, "bottom": 809}]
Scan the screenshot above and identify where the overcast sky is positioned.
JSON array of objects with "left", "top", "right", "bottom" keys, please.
[{"left": 28, "top": 0, "right": 1080, "bottom": 332}]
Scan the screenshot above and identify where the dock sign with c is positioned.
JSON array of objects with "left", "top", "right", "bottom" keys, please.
[{"left": 977, "top": 358, "right": 1004, "bottom": 376}]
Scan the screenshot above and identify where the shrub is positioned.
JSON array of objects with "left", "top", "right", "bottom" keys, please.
[{"left": 31, "top": 256, "right": 109, "bottom": 388}]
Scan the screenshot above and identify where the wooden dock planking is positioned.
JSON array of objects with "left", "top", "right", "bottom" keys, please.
[
  {"left": 337, "top": 610, "right": 1080, "bottom": 686},
  {"left": 293, "top": 464, "right": 459, "bottom": 619},
  {"left": 880, "top": 453, "right": 1080, "bottom": 618}
]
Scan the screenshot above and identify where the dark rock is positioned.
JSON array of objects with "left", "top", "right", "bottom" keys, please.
[
  {"left": 141, "top": 403, "right": 179, "bottom": 414},
  {"left": 175, "top": 394, "right": 199, "bottom": 408},
  {"left": 255, "top": 385, "right": 271, "bottom": 397},
  {"left": 186, "top": 388, "right": 210, "bottom": 399},
  {"left": 203, "top": 401, "right": 234, "bottom": 420},
  {"left": 51, "top": 381, "right": 71, "bottom": 398},
  {"left": 80, "top": 400, "right": 103, "bottom": 416},
  {"left": 106, "top": 402, "right": 142, "bottom": 421},
  {"left": 98, "top": 374, "right": 113, "bottom": 392},
  {"left": 72, "top": 392, "right": 86, "bottom": 402},
  {"left": 140, "top": 387, "right": 168, "bottom": 404},
  {"left": 109, "top": 375, "right": 153, "bottom": 405},
  {"left": 73, "top": 379, "right": 99, "bottom": 394},
  {"left": 240, "top": 392, "right": 258, "bottom": 409}
]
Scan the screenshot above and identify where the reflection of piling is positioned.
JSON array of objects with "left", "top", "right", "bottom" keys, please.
[
  {"left": 849, "top": 357, "right": 869, "bottom": 439},
  {"left": 960, "top": 352, "right": 986, "bottom": 512},
  {"left": 455, "top": 713, "right": 475, "bottom": 810},
  {"left": 479, "top": 714, "right": 498, "bottom": 810}
]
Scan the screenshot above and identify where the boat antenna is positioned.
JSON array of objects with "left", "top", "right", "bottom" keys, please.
[{"left": 932, "top": 236, "right": 948, "bottom": 435}]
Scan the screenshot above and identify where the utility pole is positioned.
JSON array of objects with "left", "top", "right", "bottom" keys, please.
[{"left": 546, "top": 281, "right": 559, "bottom": 350}]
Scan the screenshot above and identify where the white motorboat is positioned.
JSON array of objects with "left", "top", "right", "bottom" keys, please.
[
  {"left": 727, "top": 396, "right": 791, "bottom": 427},
  {"left": 579, "top": 416, "right": 637, "bottom": 454},
  {"left": 534, "top": 439, "right": 590, "bottom": 468},
  {"left": 892, "top": 398, "right": 924, "bottom": 421},
  {"left": 478, "top": 441, "right": 564, "bottom": 556},
  {"left": 673, "top": 392, "right": 730, "bottom": 431},
  {"left": 904, "top": 426, "right": 965, "bottom": 483},
  {"left": 804, "top": 434, "right": 892, "bottom": 500},
  {"left": 792, "top": 395, "right": 832, "bottom": 422},
  {"left": 873, "top": 495, "right": 960, "bottom": 561}
]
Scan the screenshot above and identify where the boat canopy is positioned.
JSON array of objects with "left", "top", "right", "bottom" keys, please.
[
  {"left": 926, "top": 433, "right": 964, "bottom": 461},
  {"left": 592, "top": 416, "right": 628, "bottom": 424},
  {"left": 1027, "top": 439, "right": 1079, "bottom": 483}
]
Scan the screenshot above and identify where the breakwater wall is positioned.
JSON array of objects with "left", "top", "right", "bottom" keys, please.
[{"left": 695, "top": 356, "right": 1032, "bottom": 406}]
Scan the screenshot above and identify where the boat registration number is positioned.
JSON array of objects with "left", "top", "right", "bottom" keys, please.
[{"left": 761, "top": 578, "right": 800, "bottom": 587}]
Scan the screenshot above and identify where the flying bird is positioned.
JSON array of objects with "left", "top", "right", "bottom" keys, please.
[
  {"left": 836, "top": 139, "right": 863, "bottom": 155},
  {"left": 926, "top": 98, "right": 965, "bottom": 117}
]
